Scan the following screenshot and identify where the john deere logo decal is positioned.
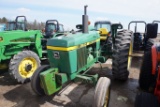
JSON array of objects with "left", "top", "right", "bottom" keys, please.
[{"left": 53, "top": 52, "right": 60, "bottom": 59}]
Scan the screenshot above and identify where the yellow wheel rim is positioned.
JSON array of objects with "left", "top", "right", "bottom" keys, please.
[
  {"left": 104, "top": 89, "right": 109, "bottom": 107},
  {"left": 128, "top": 41, "right": 133, "bottom": 70},
  {"left": 18, "top": 57, "right": 38, "bottom": 78}
]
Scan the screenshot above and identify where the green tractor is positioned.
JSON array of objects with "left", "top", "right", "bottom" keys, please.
[
  {"left": 94, "top": 20, "right": 127, "bottom": 59},
  {"left": 0, "top": 16, "right": 47, "bottom": 83},
  {"left": 94, "top": 21, "right": 112, "bottom": 58},
  {"left": 31, "top": 5, "right": 133, "bottom": 106}
]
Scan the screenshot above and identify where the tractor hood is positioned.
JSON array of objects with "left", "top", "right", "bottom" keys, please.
[{"left": 47, "top": 31, "right": 100, "bottom": 47}]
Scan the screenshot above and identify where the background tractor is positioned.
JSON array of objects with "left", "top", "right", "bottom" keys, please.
[
  {"left": 43, "top": 20, "right": 64, "bottom": 38},
  {"left": 96, "top": 20, "right": 133, "bottom": 70},
  {"left": 6, "top": 21, "right": 25, "bottom": 31},
  {"left": 0, "top": 16, "right": 43, "bottom": 83},
  {"left": 94, "top": 21, "right": 112, "bottom": 58},
  {"left": 41, "top": 19, "right": 65, "bottom": 51},
  {"left": 128, "top": 21, "right": 147, "bottom": 51},
  {"left": 0, "top": 16, "right": 64, "bottom": 83},
  {"left": 134, "top": 22, "right": 160, "bottom": 107},
  {"left": 128, "top": 21, "right": 159, "bottom": 52},
  {"left": 31, "top": 5, "right": 133, "bottom": 107},
  {"left": 94, "top": 20, "right": 129, "bottom": 60}
]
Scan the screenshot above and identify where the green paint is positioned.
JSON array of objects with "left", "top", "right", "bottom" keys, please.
[
  {"left": 56, "top": 73, "right": 68, "bottom": 85},
  {"left": 47, "top": 49, "right": 77, "bottom": 74},
  {"left": 40, "top": 68, "right": 62, "bottom": 95},
  {"left": 36, "top": 24, "right": 122, "bottom": 96},
  {"left": 75, "top": 74, "right": 98, "bottom": 85},
  {"left": 47, "top": 31, "right": 100, "bottom": 47},
  {"left": 0, "top": 30, "right": 43, "bottom": 62},
  {"left": 30, "top": 6, "right": 125, "bottom": 98}
]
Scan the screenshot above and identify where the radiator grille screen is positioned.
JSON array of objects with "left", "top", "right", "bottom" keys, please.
[{"left": 77, "top": 47, "right": 87, "bottom": 70}]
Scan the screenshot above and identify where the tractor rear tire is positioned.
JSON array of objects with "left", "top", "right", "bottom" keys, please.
[
  {"left": 107, "top": 36, "right": 112, "bottom": 51},
  {"left": 9, "top": 50, "right": 41, "bottom": 83},
  {"left": 106, "top": 36, "right": 112, "bottom": 45},
  {"left": 112, "top": 30, "right": 132, "bottom": 80},
  {"left": 139, "top": 51, "right": 156, "bottom": 92},
  {"left": 93, "top": 77, "right": 111, "bottom": 107},
  {"left": 134, "top": 92, "right": 159, "bottom": 107},
  {"left": 31, "top": 65, "right": 50, "bottom": 95}
]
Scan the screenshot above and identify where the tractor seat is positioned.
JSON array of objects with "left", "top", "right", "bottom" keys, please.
[
  {"left": 146, "top": 23, "right": 158, "bottom": 39},
  {"left": 133, "top": 32, "right": 142, "bottom": 40},
  {"left": 99, "top": 28, "right": 109, "bottom": 36}
]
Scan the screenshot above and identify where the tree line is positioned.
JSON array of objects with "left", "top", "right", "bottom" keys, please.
[{"left": 0, "top": 17, "right": 45, "bottom": 30}]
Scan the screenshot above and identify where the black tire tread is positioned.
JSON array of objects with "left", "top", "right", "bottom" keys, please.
[
  {"left": 135, "top": 92, "right": 159, "bottom": 107},
  {"left": 9, "top": 50, "right": 41, "bottom": 83},
  {"left": 112, "top": 30, "right": 132, "bottom": 80},
  {"left": 31, "top": 65, "right": 50, "bottom": 95},
  {"left": 139, "top": 51, "right": 156, "bottom": 92}
]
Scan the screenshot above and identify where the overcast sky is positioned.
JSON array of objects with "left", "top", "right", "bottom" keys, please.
[{"left": 0, "top": 0, "right": 160, "bottom": 31}]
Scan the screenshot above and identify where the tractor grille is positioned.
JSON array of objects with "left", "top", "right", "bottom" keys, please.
[{"left": 77, "top": 47, "right": 87, "bottom": 70}]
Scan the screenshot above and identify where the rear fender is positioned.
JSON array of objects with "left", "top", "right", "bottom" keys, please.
[{"left": 152, "top": 45, "right": 157, "bottom": 75}]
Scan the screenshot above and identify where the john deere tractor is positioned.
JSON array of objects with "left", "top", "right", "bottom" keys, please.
[
  {"left": 31, "top": 5, "right": 133, "bottom": 107},
  {"left": 94, "top": 20, "right": 127, "bottom": 59},
  {"left": 0, "top": 16, "right": 48, "bottom": 83}
]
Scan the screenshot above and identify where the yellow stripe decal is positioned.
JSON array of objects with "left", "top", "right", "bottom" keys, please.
[
  {"left": 47, "top": 38, "right": 100, "bottom": 51},
  {"left": 100, "top": 36, "right": 107, "bottom": 40}
]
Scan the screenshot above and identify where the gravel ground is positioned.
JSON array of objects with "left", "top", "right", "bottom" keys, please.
[{"left": 0, "top": 52, "right": 143, "bottom": 107}]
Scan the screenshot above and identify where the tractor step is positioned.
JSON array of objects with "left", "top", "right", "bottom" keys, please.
[
  {"left": 75, "top": 74, "right": 98, "bottom": 84},
  {"left": 41, "top": 57, "right": 47, "bottom": 60}
]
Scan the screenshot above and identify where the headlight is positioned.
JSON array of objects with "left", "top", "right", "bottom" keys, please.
[{"left": 0, "top": 37, "right": 3, "bottom": 41}]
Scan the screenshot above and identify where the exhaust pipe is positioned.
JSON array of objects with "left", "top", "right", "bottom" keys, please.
[{"left": 82, "top": 5, "right": 88, "bottom": 33}]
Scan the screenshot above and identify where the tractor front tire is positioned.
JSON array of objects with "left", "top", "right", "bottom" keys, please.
[
  {"left": 134, "top": 92, "right": 159, "bottom": 107},
  {"left": 93, "top": 77, "right": 111, "bottom": 107},
  {"left": 31, "top": 65, "right": 50, "bottom": 95},
  {"left": 112, "top": 30, "right": 132, "bottom": 80},
  {"left": 9, "top": 50, "right": 41, "bottom": 83}
]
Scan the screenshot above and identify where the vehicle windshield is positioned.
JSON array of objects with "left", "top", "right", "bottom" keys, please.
[
  {"left": 95, "top": 23, "right": 111, "bottom": 32},
  {"left": 0, "top": 24, "right": 6, "bottom": 31},
  {"left": 46, "top": 23, "right": 56, "bottom": 32},
  {"left": 7, "top": 22, "right": 25, "bottom": 30},
  {"left": 16, "top": 22, "right": 25, "bottom": 30},
  {"left": 59, "top": 25, "right": 64, "bottom": 32},
  {"left": 8, "top": 22, "right": 15, "bottom": 30}
]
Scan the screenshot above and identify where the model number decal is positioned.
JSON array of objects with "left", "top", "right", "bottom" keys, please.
[{"left": 53, "top": 51, "right": 60, "bottom": 59}]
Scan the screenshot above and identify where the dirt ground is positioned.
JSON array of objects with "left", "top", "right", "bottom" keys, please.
[{"left": 0, "top": 52, "right": 143, "bottom": 107}]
